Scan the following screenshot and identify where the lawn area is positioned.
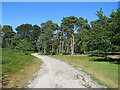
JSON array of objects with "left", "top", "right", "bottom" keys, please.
[
  {"left": 2, "top": 48, "right": 42, "bottom": 88},
  {"left": 50, "top": 55, "right": 119, "bottom": 88}
]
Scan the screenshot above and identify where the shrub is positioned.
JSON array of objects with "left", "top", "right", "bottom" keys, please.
[{"left": 87, "top": 50, "right": 105, "bottom": 57}]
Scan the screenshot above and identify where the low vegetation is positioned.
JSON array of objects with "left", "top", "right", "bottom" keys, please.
[
  {"left": 2, "top": 48, "right": 42, "bottom": 88},
  {"left": 50, "top": 55, "right": 119, "bottom": 88}
]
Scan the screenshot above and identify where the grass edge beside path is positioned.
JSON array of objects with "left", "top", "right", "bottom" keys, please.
[
  {"left": 6, "top": 56, "right": 42, "bottom": 88},
  {"left": 2, "top": 49, "right": 42, "bottom": 88},
  {"left": 49, "top": 55, "right": 119, "bottom": 88}
]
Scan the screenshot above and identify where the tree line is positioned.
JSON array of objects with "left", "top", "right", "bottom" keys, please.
[{"left": 1, "top": 8, "right": 120, "bottom": 55}]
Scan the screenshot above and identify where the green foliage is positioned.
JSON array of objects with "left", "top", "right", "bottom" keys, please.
[
  {"left": 2, "top": 8, "right": 120, "bottom": 54},
  {"left": 15, "top": 39, "right": 33, "bottom": 51},
  {"left": 61, "top": 16, "right": 78, "bottom": 54},
  {"left": 54, "top": 52, "right": 64, "bottom": 55},
  {"left": 40, "top": 52, "right": 67, "bottom": 55},
  {"left": 38, "top": 20, "right": 59, "bottom": 53},
  {"left": 87, "top": 8, "right": 120, "bottom": 52},
  {"left": 87, "top": 50, "right": 105, "bottom": 57},
  {"left": 40, "top": 52, "right": 50, "bottom": 55},
  {"left": 79, "top": 41, "right": 88, "bottom": 53},
  {"left": 15, "top": 24, "right": 33, "bottom": 38},
  {"left": 2, "top": 25, "right": 15, "bottom": 48}
]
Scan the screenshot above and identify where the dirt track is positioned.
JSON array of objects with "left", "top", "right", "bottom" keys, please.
[{"left": 27, "top": 53, "right": 105, "bottom": 88}]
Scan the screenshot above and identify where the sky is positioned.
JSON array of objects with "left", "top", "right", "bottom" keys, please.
[
  {"left": 2, "top": 2, "right": 118, "bottom": 32},
  {"left": 1, "top": 0, "right": 120, "bottom": 2}
]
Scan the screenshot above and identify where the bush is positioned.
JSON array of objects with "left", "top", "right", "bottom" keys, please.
[
  {"left": 24, "top": 52, "right": 29, "bottom": 55},
  {"left": 55, "top": 52, "right": 63, "bottom": 55},
  {"left": 40, "top": 52, "right": 50, "bottom": 55},
  {"left": 40, "top": 52, "right": 69, "bottom": 55},
  {"left": 87, "top": 50, "right": 105, "bottom": 57},
  {"left": 88, "top": 50, "right": 104, "bottom": 54}
]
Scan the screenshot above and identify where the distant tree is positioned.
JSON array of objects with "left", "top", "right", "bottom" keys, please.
[
  {"left": 15, "top": 24, "right": 40, "bottom": 51},
  {"left": 15, "top": 24, "right": 33, "bottom": 39},
  {"left": 31, "top": 25, "right": 41, "bottom": 51},
  {"left": 38, "top": 20, "right": 58, "bottom": 53},
  {"left": 0, "top": 25, "right": 2, "bottom": 48},
  {"left": 76, "top": 17, "right": 90, "bottom": 53},
  {"left": 0, "top": 25, "right": 2, "bottom": 36},
  {"left": 15, "top": 38, "right": 33, "bottom": 53},
  {"left": 2, "top": 25, "right": 15, "bottom": 48},
  {"left": 89, "top": 8, "right": 111, "bottom": 52},
  {"left": 61, "top": 16, "right": 78, "bottom": 55},
  {"left": 109, "top": 8, "right": 120, "bottom": 51}
]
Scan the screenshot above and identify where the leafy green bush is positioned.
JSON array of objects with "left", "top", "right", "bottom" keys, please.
[
  {"left": 54, "top": 52, "right": 63, "bottom": 55},
  {"left": 40, "top": 52, "right": 50, "bottom": 55},
  {"left": 87, "top": 50, "right": 105, "bottom": 57},
  {"left": 87, "top": 50, "right": 104, "bottom": 54},
  {"left": 40, "top": 52, "right": 71, "bottom": 55},
  {"left": 113, "top": 46, "right": 120, "bottom": 52}
]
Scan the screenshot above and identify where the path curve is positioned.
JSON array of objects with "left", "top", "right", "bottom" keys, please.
[{"left": 27, "top": 53, "right": 104, "bottom": 88}]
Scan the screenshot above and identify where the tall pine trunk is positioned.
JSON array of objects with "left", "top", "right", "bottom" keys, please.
[
  {"left": 59, "top": 41, "right": 61, "bottom": 52},
  {"left": 52, "top": 44, "right": 54, "bottom": 52},
  {"left": 44, "top": 44, "right": 46, "bottom": 53},
  {"left": 66, "top": 42, "right": 69, "bottom": 54},
  {"left": 62, "top": 41, "right": 64, "bottom": 52},
  {"left": 71, "top": 32, "right": 74, "bottom": 55},
  {"left": 56, "top": 30, "right": 59, "bottom": 53}
]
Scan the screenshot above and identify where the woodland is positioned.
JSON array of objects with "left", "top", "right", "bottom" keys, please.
[{"left": 1, "top": 8, "right": 120, "bottom": 55}]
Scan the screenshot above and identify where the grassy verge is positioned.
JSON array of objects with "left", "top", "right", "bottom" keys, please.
[
  {"left": 2, "top": 48, "right": 42, "bottom": 88},
  {"left": 50, "top": 55, "right": 119, "bottom": 88}
]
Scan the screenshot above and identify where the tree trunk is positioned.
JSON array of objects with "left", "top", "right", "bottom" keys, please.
[
  {"left": 38, "top": 48, "right": 40, "bottom": 53},
  {"left": 71, "top": 32, "right": 74, "bottom": 55},
  {"left": 71, "top": 37, "right": 73, "bottom": 55},
  {"left": 56, "top": 30, "right": 59, "bottom": 53},
  {"left": 66, "top": 46, "right": 68, "bottom": 54},
  {"left": 44, "top": 44, "right": 46, "bottom": 53},
  {"left": 37, "top": 46, "right": 40, "bottom": 53},
  {"left": 52, "top": 44, "right": 54, "bottom": 52},
  {"left": 59, "top": 41, "right": 61, "bottom": 52},
  {"left": 66, "top": 42, "right": 69, "bottom": 54},
  {"left": 62, "top": 41, "right": 64, "bottom": 52},
  {"left": 56, "top": 39, "right": 59, "bottom": 52},
  {"left": 73, "top": 33, "right": 75, "bottom": 54}
]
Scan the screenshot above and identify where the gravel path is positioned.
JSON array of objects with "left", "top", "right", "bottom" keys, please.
[{"left": 27, "top": 53, "right": 105, "bottom": 88}]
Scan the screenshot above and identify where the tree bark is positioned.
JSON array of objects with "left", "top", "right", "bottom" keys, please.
[
  {"left": 59, "top": 41, "right": 61, "bottom": 52},
  {"left": 62, "top": 41, "right": 64, "bottom": 52},
  {"left": 52, "top": 44, "right": 54, "bottom": 52},
  {"left": 56, "top": 30, "right": 59, "bottom": 53},
  {"left": 71, "top": 32, "right": 74, "bottom": 55},
  {"left": 66, "top": 45, "right": 69, "bottom": 54},
  {"left": 44, "top": 44, "right": 46, "bottom": 53}
]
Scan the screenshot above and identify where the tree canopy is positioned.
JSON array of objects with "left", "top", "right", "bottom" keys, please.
[{"left": 2, "top": 8, "right": 120, "bottom": 54}]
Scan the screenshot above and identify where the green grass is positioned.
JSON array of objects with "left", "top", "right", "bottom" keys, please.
[
  {"left": 50, "top": 55, "right": 119, "bottom": 88},
  {"left": 2, "top": 48, "right": 36, "bottom": 74},
  {"left": 2, "top": 48, "right": 42, "bottom": 88}
]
